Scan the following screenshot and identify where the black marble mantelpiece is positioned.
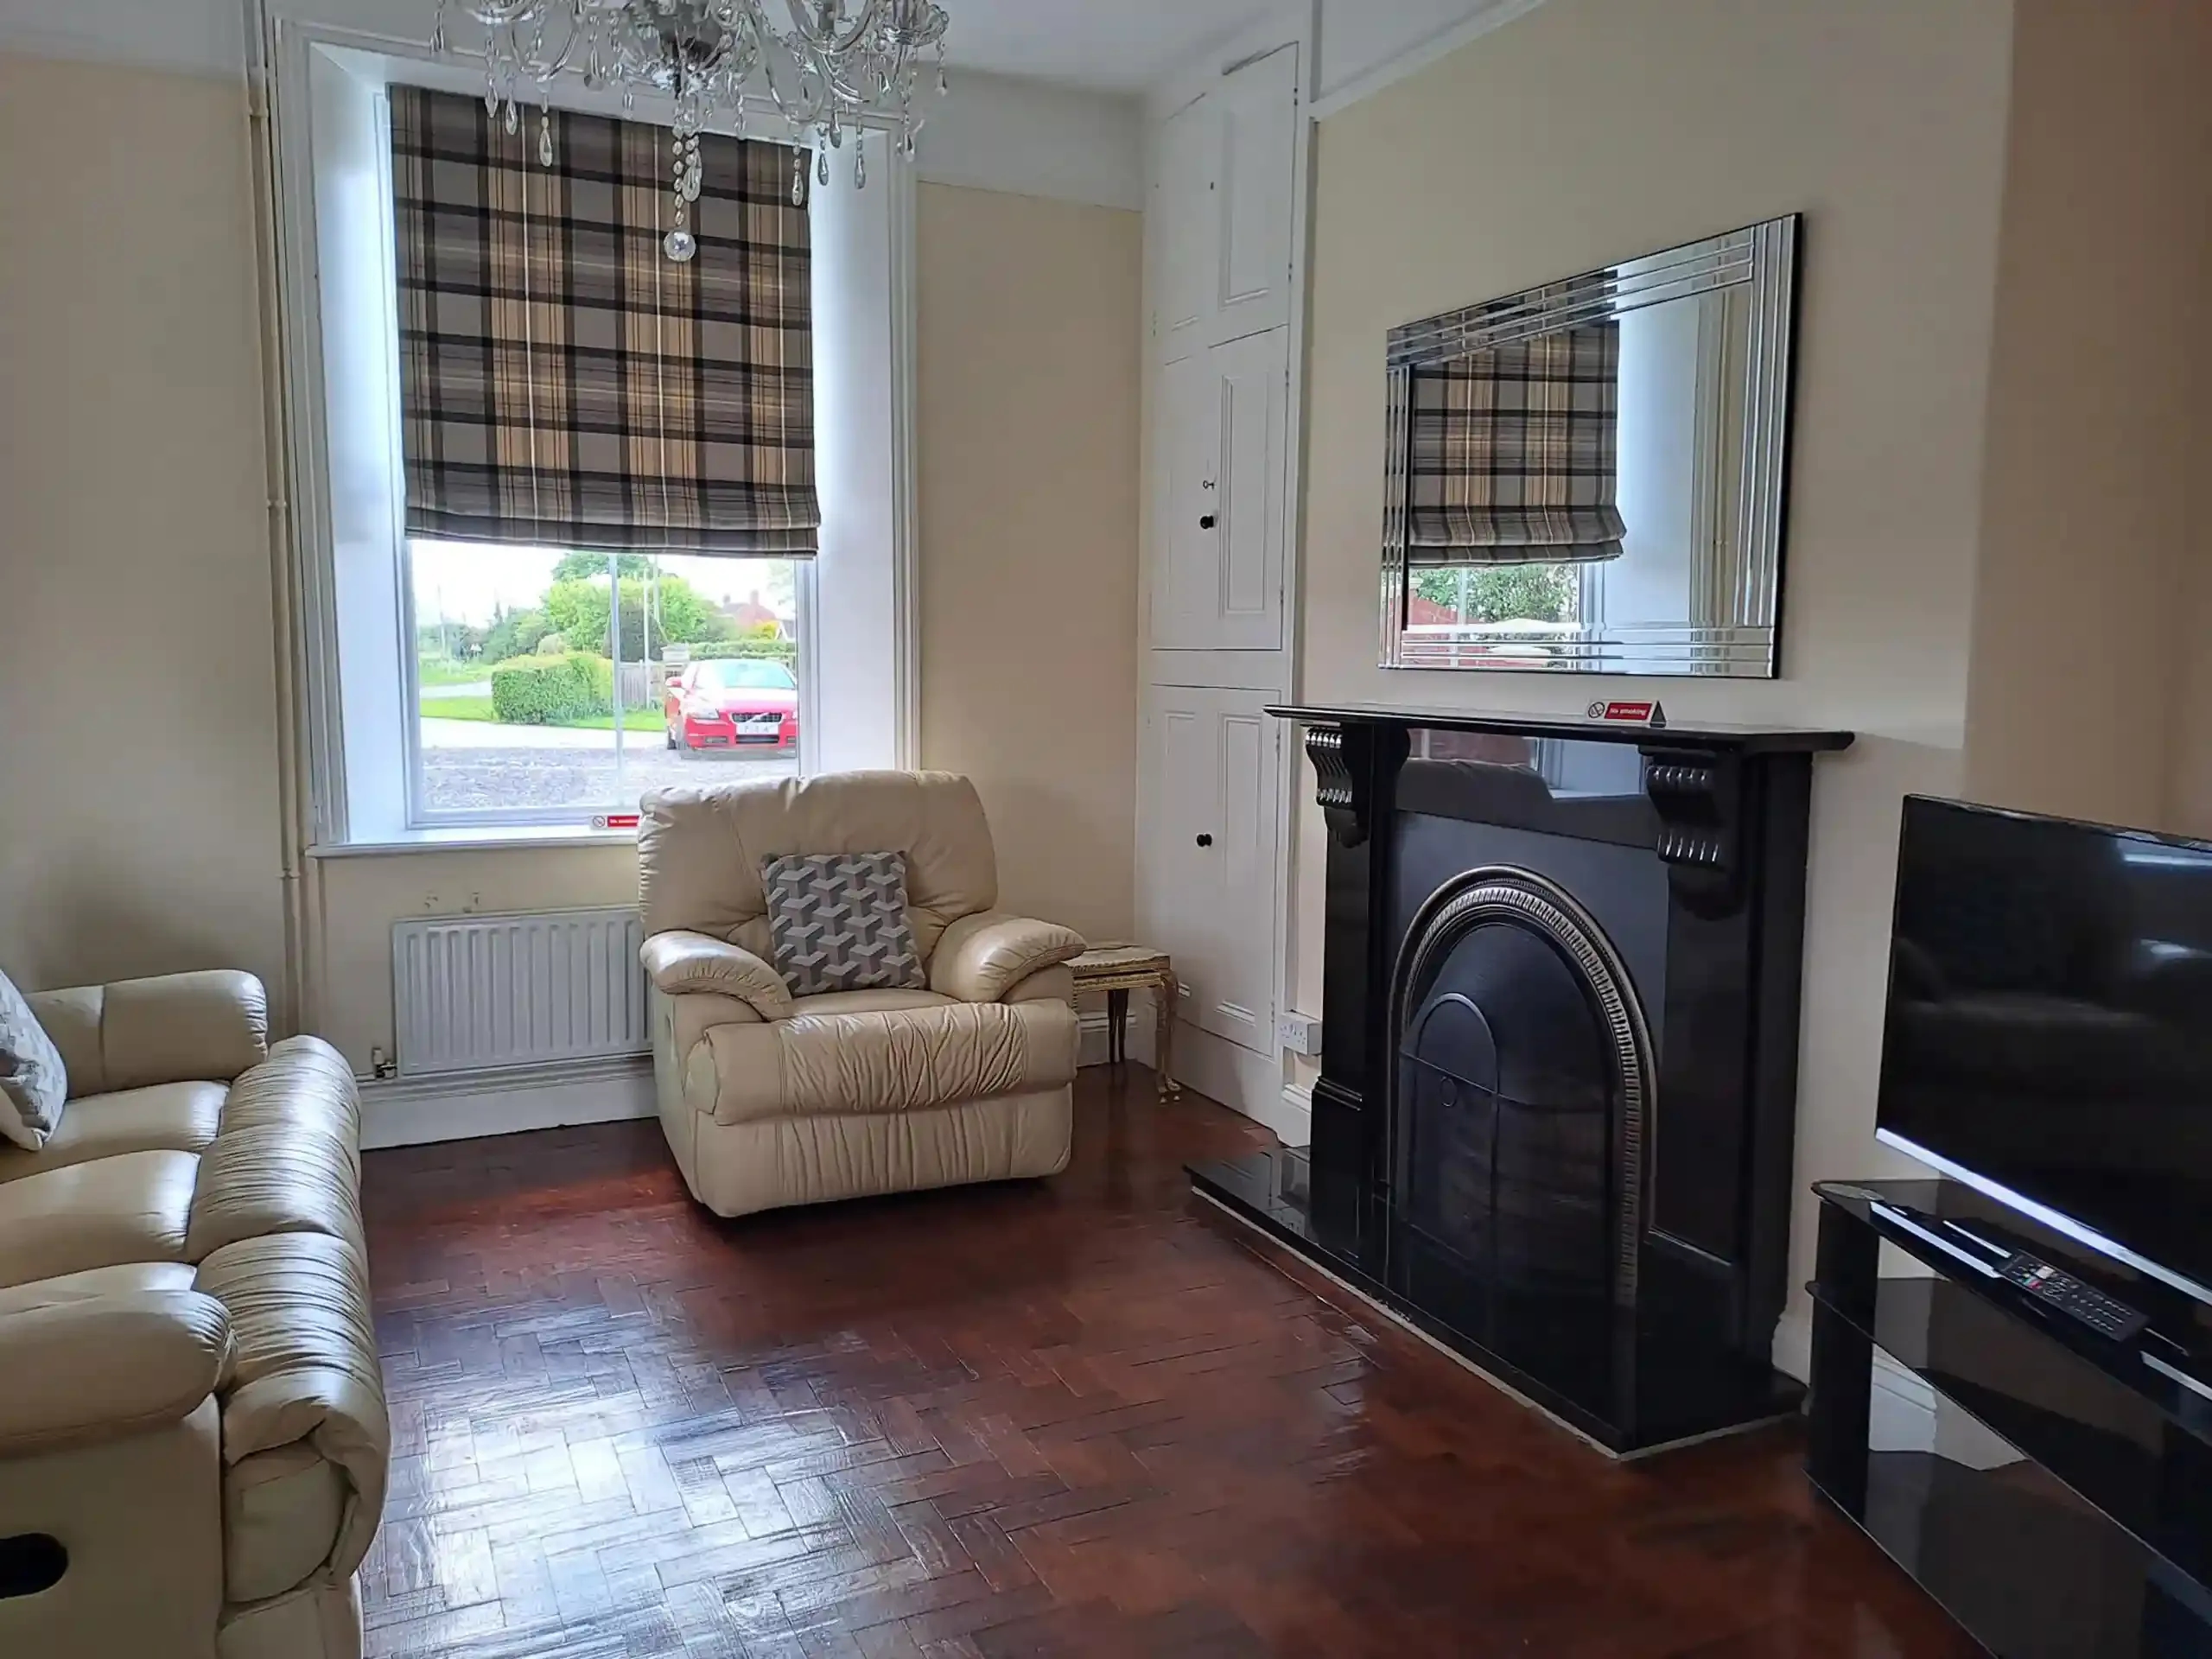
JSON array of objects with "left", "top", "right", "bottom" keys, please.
[{"left": 1192, "top": 704, "right": 1854, "bottom": 1455}]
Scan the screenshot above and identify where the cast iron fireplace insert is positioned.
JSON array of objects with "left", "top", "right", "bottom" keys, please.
[{"left": 1192, "top": 704, "right": 1853, "bottom": 1455}]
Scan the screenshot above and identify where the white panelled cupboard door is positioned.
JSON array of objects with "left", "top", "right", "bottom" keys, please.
[
  {"left": 1205, "top": 689, "right": 1280, "bottom": 1054},
  {"left": 1153, "top": 95, "right": 1217, "bottom": 365},
  {"left": 1149, "top": 331, "right": 1287, "bottom": 652},
  {"left": 1209, "top": 44, "right": 1299, "bottom": 347},
  {"left": 1210, "top": 328, "right": 1288, "bottom": 651},
  {"left": 1148, "top": 351, "right": 1217, "bottom": 651},
  {"left": 1139, "top": 687, "right": 1281, "bottom": 1059}
]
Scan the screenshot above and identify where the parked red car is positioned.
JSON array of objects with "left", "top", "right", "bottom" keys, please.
[{"left": 664, "top": 658, "right": 799, "bottom": 754}]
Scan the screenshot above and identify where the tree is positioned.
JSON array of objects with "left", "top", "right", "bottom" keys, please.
[
  {"left": 540, "top": 572, "right": 732, "bottom": 660},
  {"left": 1411, "top": 563, "right": 1580, "bottom": 625},
  {"left": 550, "top": 551, "right": 659, "bottom": 582},
  {"left": 480, "top": 605, "right": 550, "bottom": 664}
]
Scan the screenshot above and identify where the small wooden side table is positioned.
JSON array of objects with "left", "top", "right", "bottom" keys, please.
[{"left": 1069, "top": 944, "right": 1179, "bottom": 1096}]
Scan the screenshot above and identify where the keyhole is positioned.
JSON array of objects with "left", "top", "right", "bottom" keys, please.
[{"left": 1196, "top": 834, "right": 1215, "bottom": 848}]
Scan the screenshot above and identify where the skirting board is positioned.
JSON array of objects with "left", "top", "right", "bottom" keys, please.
[
  {"left": 360, "top": 1053, "right": 656, "bottom": 1150},
  {"left": 1772, "top": 1307, "right": 1812, "bottom": 1384},
  {"left": 1170, "top": 1021, "right": 1313, "bottom": 1149}
]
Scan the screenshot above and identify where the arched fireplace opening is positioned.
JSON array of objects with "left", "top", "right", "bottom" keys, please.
[{"left": 1388, "top": 868, "right": 1654, "bottom": 1407}]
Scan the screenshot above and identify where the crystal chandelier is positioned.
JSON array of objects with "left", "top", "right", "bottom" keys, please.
[{"left": 431, "top": 0, "right": 952, "bottom": 261}]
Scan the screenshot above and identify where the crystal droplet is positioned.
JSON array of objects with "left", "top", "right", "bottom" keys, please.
[
  {"left": 817, "top": 148, "right": 830, "bottom": 187},
  {"left": 854, "top": 144, "right": 866, "bottom": 188},
  {"left": 505, "top": 101, "right": 519, "bottom": 137},
  {"left": 791, "top": 148, "right": 806, "bottom": 206},
  {"left": 664, "top": 227, "right": 697, "bottom": 263},
  {"left": 486, "top": 86, "right": 501, "bottom": 117},
  {"left": 539, "top": 115, "right": 555, "bottom": 168},
  {"left": 682, "top": 168, "right": 702, "bottom": 202}
]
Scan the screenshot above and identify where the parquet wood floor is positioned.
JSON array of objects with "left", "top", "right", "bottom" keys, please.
[{"left": 361, "top": 1069, "right": 1971, "bottom": 1658}]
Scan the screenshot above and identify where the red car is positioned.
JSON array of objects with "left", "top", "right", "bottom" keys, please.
[{"left": 664, "top": 658, "right": 799, "bottom": 753}]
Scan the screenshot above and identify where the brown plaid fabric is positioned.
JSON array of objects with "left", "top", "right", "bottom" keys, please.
[
  {"left": 1407, "top": 323, "right": 1625, "bottom": 565},
  {"left": 391, "top": 86, "right": 818, "bottom": 556}
]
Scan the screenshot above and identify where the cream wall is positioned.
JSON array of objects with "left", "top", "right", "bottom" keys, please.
[
  {"left": 0, "top": 54, "right": 289, "bottom": 1000},
  {"left": 915, "top": 182, "right": 1143, "bottom": 946},
  {"left": 0, "top": 49, "right": 1141, "bottom": 1075},
  {"left": 1293, "top": 0, "right": 2020, "bottom": 1363},
  {"left": 1964, "top": 0, "right": 2212, "bottom": 835}
]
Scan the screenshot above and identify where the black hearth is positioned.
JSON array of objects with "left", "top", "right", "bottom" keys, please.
[{"left": 1192, "top": 703, "right": 1853, "bottom": 1454}]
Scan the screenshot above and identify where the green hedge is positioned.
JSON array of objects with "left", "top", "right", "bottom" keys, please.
[
  {"left": 687, "top": 639, "right": 798, "bottom": 667},
  {"left": 489, "top": 652, "right": 613, "bottom": 724}
]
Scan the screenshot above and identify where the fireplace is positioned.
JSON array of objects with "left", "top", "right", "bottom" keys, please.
[{"left": 1191, "top": 704, "right": 1853, "bottom": 1454}]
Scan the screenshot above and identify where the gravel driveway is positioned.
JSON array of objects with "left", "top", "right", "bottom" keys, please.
[{"left": 419, "top": 718, "right": 798, "bottom": 813}]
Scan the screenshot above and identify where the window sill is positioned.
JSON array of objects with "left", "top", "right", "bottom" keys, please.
[{"left": 307, "top": 825, "right": 639, "bottom": 860}]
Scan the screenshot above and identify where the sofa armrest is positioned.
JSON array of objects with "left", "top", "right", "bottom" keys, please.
[
  {"left": 29, "top": 971, "right": 270, "bottom": 1096},
  {"left": 930, "top": 912, "right": 1087, "bottom": 1005},
  {"left": 0, "top": 1288, "right": 232, "bottom": 1459},
  {"left": 641, "top": 932, "right": 793, "bottom": 1021}
]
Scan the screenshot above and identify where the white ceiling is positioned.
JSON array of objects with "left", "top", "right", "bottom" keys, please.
[
  {"left": 935, "top": 0, "right": 1273, "bottom": 92},
  {"left": 0, "top": 0, "right": 1278, "bottom": 93}
]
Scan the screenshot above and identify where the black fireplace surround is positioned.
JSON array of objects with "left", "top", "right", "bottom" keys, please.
[{"left": 1192, "top": 704, "right": 1854, "bottom": 1454}]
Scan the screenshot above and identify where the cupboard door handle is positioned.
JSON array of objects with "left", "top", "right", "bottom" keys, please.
[
  {"left": 1199, "top": 513, "right": 1217, "bottom": 530},
  {"left": 1196, "top": 834, "right": 1215, "bottom": 848}
]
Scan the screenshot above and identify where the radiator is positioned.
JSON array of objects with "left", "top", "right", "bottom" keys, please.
[{"left": 391, "top": 907, "right": 650, "bottom": 1078}]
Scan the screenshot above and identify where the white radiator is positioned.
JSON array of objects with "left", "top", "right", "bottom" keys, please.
[{"left": 391, "top": 907, "right": 650, "bottom": 1078}]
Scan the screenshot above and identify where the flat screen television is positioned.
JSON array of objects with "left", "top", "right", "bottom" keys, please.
[{"left": 1878, "top": 796, "right": 2212, "bottom": 1302}]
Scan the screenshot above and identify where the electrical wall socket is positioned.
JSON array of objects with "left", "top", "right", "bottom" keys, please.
[{"left": 1277, "top": 1012, "right": 1324, "bottom": 1057}]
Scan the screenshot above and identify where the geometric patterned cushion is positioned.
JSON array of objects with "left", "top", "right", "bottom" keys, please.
[
  {"left": 760, "top": 852, "right": 928, "bottom": 998},
  {"left": 0, "top": 967, "right": 67, "bottom": 1153}
]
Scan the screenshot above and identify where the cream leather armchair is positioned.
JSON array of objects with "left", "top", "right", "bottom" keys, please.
[
  {"left": 639, "top": 771, "right": 1085, "bottom": 1218},
  {"left": 0, "top": 971, "right": 383, "bottom": 1659}
]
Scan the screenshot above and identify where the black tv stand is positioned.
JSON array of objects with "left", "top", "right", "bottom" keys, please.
[{"left": 1808, "top": 1179, "right": 2212, "bottom": 1655}]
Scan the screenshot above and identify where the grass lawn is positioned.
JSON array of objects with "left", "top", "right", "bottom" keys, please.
[
  {"left": 419, "top": 695, "right": 662, "bottom": 734},
  {"left": 417, "top": 658, "right": 491, "bottom": 688}
]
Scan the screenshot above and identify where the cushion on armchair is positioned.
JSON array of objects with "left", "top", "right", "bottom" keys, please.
[
  {"left": 761, "top": 852, "right": 928, "bottom": 997},
  {"left": 0, "top": 969, "right": 67, "bottom": 1153}
]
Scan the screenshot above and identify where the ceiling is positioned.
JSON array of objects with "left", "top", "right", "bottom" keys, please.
[
  {"left": 931, "top": 0, "right": 1271, "bottom": 92},
  {"left": 0, "top": 0, "right": 1277, "bottom": 94}
]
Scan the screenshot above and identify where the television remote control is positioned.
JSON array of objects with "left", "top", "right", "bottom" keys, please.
[{"left": 1998, "top": 1255, "right": 2148, "bottom": 1341}]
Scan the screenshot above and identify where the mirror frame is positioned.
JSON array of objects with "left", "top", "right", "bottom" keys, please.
[{"left": 1379, "top": 216, "right": 1801, "bottom": 678}]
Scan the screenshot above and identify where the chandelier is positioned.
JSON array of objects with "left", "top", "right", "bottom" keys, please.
[{"left": 430, "top": 0, "right": 953, "bottom": 261}]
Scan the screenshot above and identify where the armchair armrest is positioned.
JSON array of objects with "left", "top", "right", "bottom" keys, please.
[
  {"left": 0, "top": 1288, "right": 232, "bottom": 1459},
  {"left": 930, "top": 912, "right": 1087, "bottom": 1005},
  {"left": 641, "top": 932, "right": 794, "bottom": 1021},
  {"left": 29, "top": 971, "right": 270, "bottom": 1097}
]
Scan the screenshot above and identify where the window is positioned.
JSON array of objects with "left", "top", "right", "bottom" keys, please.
[
  {"left": 277, "top": 36, "right": 913, "bottom": 847},
  {"left": 409, "top": 543, "right": 806, "bottom": 823}
]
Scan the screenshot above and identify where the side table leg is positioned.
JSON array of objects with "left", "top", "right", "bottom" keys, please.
[
  {"left": 1107, "top": 988, "right": 1128, "bottom": 1067},
  {"left": 1157, "top": 975, "right": 1179, "bottom": 1097}
]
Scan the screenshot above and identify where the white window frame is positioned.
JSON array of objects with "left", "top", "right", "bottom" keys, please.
[{"left": 256, "top": 9, "right": 917, "bottom": 849}]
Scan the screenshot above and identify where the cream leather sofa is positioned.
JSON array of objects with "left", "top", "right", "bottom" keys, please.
[
  {"left": 639, "top": 771, "right": 1086, "bottom": 1217},
  {"left": 0, "top": 971, "right": 385, "bottom": 1659}
]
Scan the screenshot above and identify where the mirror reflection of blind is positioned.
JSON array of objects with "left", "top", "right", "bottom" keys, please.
[{"left": 1406, "top": 324, "right": 1626, "bottom": 566}]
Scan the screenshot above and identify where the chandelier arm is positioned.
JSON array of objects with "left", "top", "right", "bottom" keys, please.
[
  {"left": 758, "top": 41, "right": 833, "bottom": 130},
  {"left": 779, "top": 0, "right": 890, "bottom": 57},
  {"left": 463, "top": 1, "right": 550, "bottom": 29}
]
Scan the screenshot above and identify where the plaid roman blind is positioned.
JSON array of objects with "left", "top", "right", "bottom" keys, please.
[
  {"left": 391, "top": 86, "right": 819, "bottom": 556},
  {"left": 1406, "top": 323, "right": 1626, "bottom": 566}
]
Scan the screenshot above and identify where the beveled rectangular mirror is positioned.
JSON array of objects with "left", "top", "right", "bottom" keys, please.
[{"left": 1380, "top": 217, "right": 1799, "bottom": 677}]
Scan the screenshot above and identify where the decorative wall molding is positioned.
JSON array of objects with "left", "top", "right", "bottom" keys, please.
[{"left": 1310, "top": 0, "right": 1549, "bottom": 120}]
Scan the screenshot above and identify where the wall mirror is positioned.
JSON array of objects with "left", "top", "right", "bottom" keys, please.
[{"left": 1380, "top": 217, "right": 1799, "bottom": 677}]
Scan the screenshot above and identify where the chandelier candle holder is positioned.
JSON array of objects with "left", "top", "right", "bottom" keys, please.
[{"left": 430, "top": 0, "right": 952, "bottom": 261}]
